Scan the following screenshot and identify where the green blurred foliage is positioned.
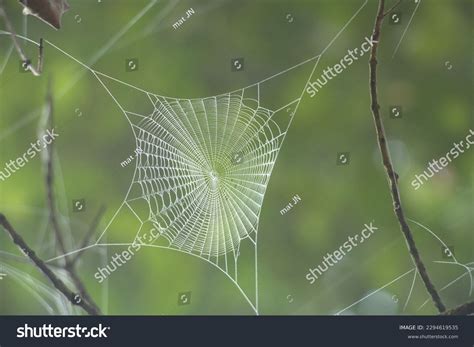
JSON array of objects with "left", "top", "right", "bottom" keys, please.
[{"left": 0, "top": 0, "right": 472, "bottom": 315}]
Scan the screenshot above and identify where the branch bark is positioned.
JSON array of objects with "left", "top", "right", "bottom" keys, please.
[{"left": 369, "top": 0, "right": 446, "bottom": 313}]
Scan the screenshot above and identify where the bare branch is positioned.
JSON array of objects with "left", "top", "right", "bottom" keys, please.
[
  {"left": 0, "top": 213, "right": 99, "bottom": 315},
  {"left": 0, "top": 0, "right": 43, "bottom": 76},
  {"left": 369, "top": 0, "right": 446, "bottom": 313},
  {"left": 443, "top": 301, "right": 474, "bottom": 316},
  {"left": 71, "top": 205, "right": 106, "bottom": 266}
]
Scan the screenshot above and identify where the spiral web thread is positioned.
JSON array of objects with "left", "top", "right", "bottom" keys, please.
[{"left": 135, "top": 92, "right": 274, "bottom": 259}]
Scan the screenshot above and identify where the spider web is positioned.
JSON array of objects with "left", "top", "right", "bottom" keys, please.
[
  {"left": 93, "top": 57, "right": 320, "bottom": 314},
  {"left": 135, "top": 92, "right": 277, "bottom": 258}
]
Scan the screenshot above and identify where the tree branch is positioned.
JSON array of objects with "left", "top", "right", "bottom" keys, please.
[
  {"left": 0, "top": 0, "right": 43, "bottom": 76},
  {"left": 443, "top": 301, "right": 474, "bottom": 316},
  {"left": 369, "top": 0, "right": 446, "bottom": 313},
  {"left": 0, "top": 213, "right": 98, "bottom": 315}
]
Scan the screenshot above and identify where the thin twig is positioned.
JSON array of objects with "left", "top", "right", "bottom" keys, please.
[
  {"left": 67, "top": 205, "right": 106, "bottom": 315},
  {"left": 383, "top": 0, "right": 403, "bottom": 18},
  {"left": 71, "top": 205, "right": 106, "bottom": 266},
  {"left": 443, "top": 301, "right": 474, "bottom": 316},
  {"left": 369, "top": 0, "right": 446, "bottom": 313},
  {"left": 42, "top": 78, "right": 67, "bottom": 256},
  {"left": 0, "top": 0, "right": 42, "bottom": 76},
  {"left": 0, "top": 213, "right": 98, "bottom": 315},
  {"left": 66, "top": 263, "right": 101, "bottom": 314},
  {"left": 38, "top": 38, "right": 44, "bottom": 72}
]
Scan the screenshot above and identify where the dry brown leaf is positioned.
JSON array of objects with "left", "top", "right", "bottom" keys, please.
[{"left": 19, "top": 0, "right": 70, "bottom": 29}]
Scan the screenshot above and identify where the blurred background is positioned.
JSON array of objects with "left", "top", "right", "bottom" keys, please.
[{"left": 0, "top": 0, "right": 472, "bottom": 315}]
